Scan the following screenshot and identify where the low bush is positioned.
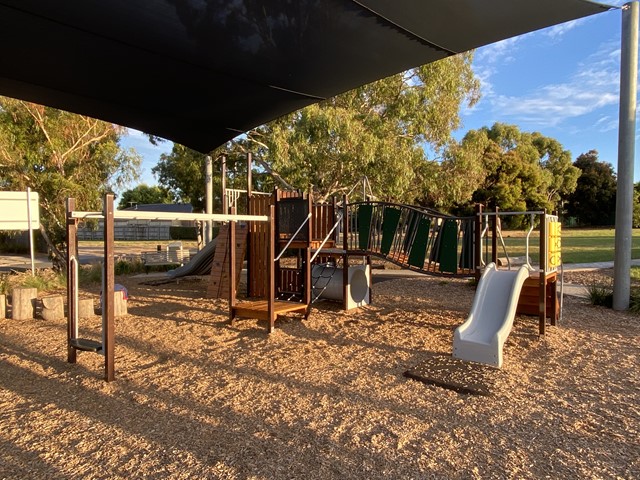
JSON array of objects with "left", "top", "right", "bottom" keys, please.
[
  {"left": 0, "top": 269, "right": 65, "bottom": 295},
  {"left": 587, "top": 284, "right": 613, "bottom": 308}
]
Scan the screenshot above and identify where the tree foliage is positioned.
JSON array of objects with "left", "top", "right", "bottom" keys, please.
[
  {"left": 117, "top": 184, "right": 172, "bottom": 209},
  {"left": 151, "top": 144, "right": 273, "bottom": 211},
  {"left": 0, "top": 97, "right": 141, "bottom": 264},
  {"left": 234, "top": 53, "right": 480, "bottom": 202},
  {"left": 565, "top": 150, "right": 616, "bottom": 226},
  {"left": 431, "top": 123, "right": 580, "bottom": 219}
]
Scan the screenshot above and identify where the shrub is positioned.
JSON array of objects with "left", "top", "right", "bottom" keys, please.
[
  {"left": 587, "top": 284, "right": 613, "bottom": 308},
  {"left": 78, "top": 263, "right": 102, "bottom": 285},
  {"left": 0, "top": 269, "right": 65, "bottom": 295},
  {"left": 170, "top": 226, "right": 198, "bottom": 240},
  {"left": 629, "top": 288, "right": 640, "bottom": 313},
  {"left": 115, "top": 258, "right": 146, "bottom": 275}
]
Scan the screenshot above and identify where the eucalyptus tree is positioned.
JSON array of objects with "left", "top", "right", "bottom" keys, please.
[{"left": 0, "top": 97, "right": 141, "bottom": 265}]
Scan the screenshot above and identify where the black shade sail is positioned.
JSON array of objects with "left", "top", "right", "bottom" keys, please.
[{"left": 0, "top": 0, "right": 611, "bottom": 153}]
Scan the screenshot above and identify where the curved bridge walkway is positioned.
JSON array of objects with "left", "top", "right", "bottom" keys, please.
[{"left": 343, "top": 202, "right": 477, "bottom": 277}]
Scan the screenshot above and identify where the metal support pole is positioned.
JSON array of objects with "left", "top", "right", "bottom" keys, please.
[
  {"left": 247, "top": 152, "right": 253, "bottom": 198},
  {"left": 103, "top": 194, "right": 115, "bottom": 381},
  {"left": 205, "top": 155, "right": 213, "bottom": 244},
  {"left": 221, "top": 154, "right": 228, "bottom": 214},
  {"left": 614, "top": 1, "right": 639, "bottom": 310},
  {"left": 26, "top": 188, "right": 35, "bottom": 275}
]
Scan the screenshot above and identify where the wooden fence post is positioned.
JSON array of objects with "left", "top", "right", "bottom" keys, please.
[{"left": 12, "top": 287, "right": 37, "bottom": 320}]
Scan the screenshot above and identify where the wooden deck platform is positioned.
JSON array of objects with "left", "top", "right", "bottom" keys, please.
[
  {"left": 232, "top": 299, "right": 308, "bottom": 320},
  {"left": 231, "top": 299, "right": 309, "bottom": 332}
]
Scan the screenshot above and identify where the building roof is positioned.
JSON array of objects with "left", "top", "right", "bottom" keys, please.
[
  {"left": 0, "top": 0, "right": 612, "bottom": 153},
  {"left": 123, "top": 203, "right": 193, "bottom": 214}
]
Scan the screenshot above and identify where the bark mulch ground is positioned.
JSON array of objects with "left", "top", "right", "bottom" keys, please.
[{"left": 1, "top": 272, "right": 638, "bottom": 479}]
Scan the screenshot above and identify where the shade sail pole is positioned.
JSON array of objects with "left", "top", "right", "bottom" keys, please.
[
  {"left": 614, "top": 1, "right": 639, "bottom": 310},
  {"left": 205, "top": 154, "right": 213, "bottom": 244}
]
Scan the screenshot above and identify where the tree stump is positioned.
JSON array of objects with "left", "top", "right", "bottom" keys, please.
[
  {"left": 78, "top": 298, "right": 95, "bottom": 319},
  {"left": 12, "top": 287, "right": 37, "bottom": 320},
  {"left": 41, "top": 295, "right": 65, "bottom": 321},
  {"left": 114, "top": 290, "right": 128, "bottom": 317},
  {"left": 0, "top": 294, "right": 5, "bottom": 319}
]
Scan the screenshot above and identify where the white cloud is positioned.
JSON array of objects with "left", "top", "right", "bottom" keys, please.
[
  {"left": 486, "top": 40, "right": 621, "bottom": 127},
  {"left": 543, "top": 18, "right": 589, "bottom": 39},
  {"left": 475, "top": 36, "right": 521, "bottom": 64},
  {"left": 595, "top": 115, "right": 618, "bottom": 132}
]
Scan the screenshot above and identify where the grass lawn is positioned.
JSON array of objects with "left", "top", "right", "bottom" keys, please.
[{"left": 489, "top": 228, "right": 640, "bottom": 265}]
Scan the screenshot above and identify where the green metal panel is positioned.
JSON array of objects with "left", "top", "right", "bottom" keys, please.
[
  {"left": 403, "top": 210, "right": 418, "bottom": 254},
  {"left": 357, "top": 204, "right": 373, "bottom": 250},
  {"left": 408, "top": 216, "right": 431, "bottom": 268},
  {"left": 459, "top": 220, "right": 474, "bottom": 269},
  {"left": 438, "top": 219, "right": 459, "bottom": 273},
  {"left": 380, "top": 207, "right": 401, "bottom": 255}
]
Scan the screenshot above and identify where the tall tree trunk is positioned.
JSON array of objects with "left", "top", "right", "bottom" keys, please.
[{"left": 39, "top": 224, "right": 66, "bottom": 270}]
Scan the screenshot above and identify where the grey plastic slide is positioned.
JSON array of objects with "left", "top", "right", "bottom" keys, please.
[
  {"left": 453, "top": 262, "right": 531, "bottom": 368},
  {"left": 168, "top": 238, "right": 217, "bottom": 278}
]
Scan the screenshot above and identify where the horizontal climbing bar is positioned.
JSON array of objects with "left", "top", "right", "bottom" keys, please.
[{"left": 71, "top": 211, "right": 269, "bottom": 222}]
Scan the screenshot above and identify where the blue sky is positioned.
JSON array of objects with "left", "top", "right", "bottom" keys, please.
[{"left": 121, "top": 1, "right": 634, "bottom": 188}]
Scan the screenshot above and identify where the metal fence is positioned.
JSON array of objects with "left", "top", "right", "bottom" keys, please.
[{"left": 78, "top": 225, "right": 174, "bottom": 241}]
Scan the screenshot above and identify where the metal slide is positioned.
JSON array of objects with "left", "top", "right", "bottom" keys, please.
[
  {"left": 168, "top": 238, "right": 218, "bottom": 278},
  {"left": 453, "top": 263, "right": 531, "bottom": 368}
]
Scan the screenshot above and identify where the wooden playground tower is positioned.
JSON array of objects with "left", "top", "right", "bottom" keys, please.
[{"left": 63, "top": 152, "right": 562, "bottom": 380}]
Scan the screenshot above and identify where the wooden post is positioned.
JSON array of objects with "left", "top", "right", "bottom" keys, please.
[
  {"left": 229, "top": 207, "right": 237, "bottom": 324},
  {"left": 268, "top": 205, "right": 276, "bottom": 332},
  {"left": 474, "top": 204, "right": 483, "bottom": 282},
  {"left": 114, "top": 291, "right": 127, "bottom": 317},
  {"left": 41, "top": 295, "right": 64, "bottom": 321},
  {"left": 304, "top": 194, "right": 312, "bottom": 317},
  {"left": 104, "top": 194, "right": 115, "bottom": 381},
  {"left": 246, "top": 153, "right": 252, "bottom": 295},
  {"left": 66, "top": 197, "right": 78, "bottom": 363},
  {"left": 343, "top": 195, "right": 349, "bottom": 310},
  {"left": 550, "top": 277, "right": 558, "bottom": 326},
  {"left": 539, "top": 211, "right": 547, "bottom": 336},
  {"left": 11, "top": 287, "right": 37, "bottom": 320},
  {"left": 78, "top": 298, "right": 95, "bottom": 318}
]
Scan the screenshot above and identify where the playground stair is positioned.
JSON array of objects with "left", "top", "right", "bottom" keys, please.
[{"left": 207, "top": 223, "right": 248, "bottom": 299}]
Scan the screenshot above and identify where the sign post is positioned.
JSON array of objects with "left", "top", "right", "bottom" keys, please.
[{"left": 0, "top": 190, "right": 40, "bottom": 274}]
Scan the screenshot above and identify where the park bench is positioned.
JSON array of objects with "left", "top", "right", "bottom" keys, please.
[{"left": 141, "top": 242, "right": 186, "bottom": 272}]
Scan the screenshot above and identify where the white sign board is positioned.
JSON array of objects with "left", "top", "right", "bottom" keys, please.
[{"left": 0, "top": 191, "right": 40, "bottom": 230}]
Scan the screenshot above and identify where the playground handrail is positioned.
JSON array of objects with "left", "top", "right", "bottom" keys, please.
[
  {"left": 346, "top": 200, "right": 473, "bottom": 221},
  {"left": 524, "top": 213, "right": 536, "bottom": 270},
  {"left": 309, "top": 211, "right": 344, "bottom": 264},
  {"left": 274, "top": 212, "right": 312, "bottom": 261}
]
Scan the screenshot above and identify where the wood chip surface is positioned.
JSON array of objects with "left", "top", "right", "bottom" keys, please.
[{"left": 1, "top": 272, "right": 638, "bottom": 479}]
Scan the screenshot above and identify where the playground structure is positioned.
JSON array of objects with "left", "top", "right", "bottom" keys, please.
[
  {"left": 228, "top": 188, "right": 372, "bottom": 332},
  {"left": 64, "top": 153, "right": 563, "bottom": 379},
  {"left": 209, "top": 156, "right": 562, "bottom": 344},
  {"left": 225, "top": 176, "right": 561, "bottom": 343}
]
